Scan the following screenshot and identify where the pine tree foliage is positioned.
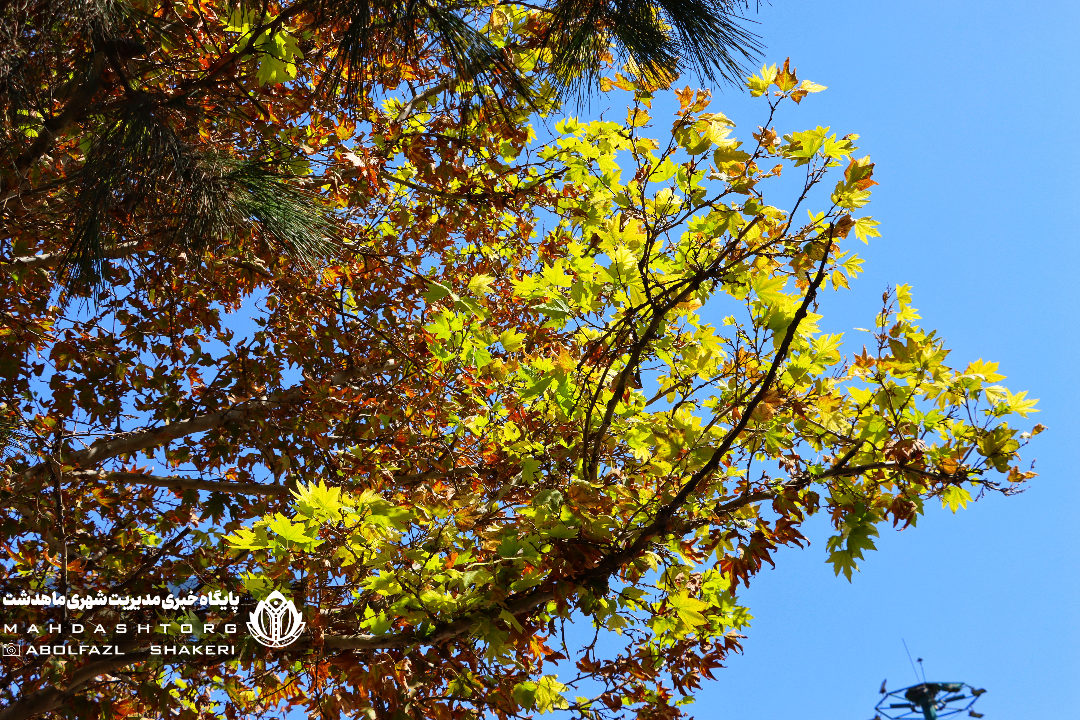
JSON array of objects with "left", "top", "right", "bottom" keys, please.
[
  {"left": 544, "top": 0, "right": 760, "bottom": 98},
  {"left": 1, "top": 0, "right": 761, "bottom": 287}
]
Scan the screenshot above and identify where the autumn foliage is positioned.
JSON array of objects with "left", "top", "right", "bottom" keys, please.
[{"left": 0, "top": 1, "right": 1041, "bottom": 719}]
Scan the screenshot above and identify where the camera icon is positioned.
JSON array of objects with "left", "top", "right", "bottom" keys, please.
[{"left": 2, "top": 643, "right": 20, "bottom": 657}]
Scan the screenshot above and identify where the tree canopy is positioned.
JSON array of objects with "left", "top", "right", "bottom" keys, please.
[{"left": 0, "top": 1, "right": 1042, "bottom": 719}]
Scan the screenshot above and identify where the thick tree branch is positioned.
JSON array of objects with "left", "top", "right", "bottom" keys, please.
[
  {"left": 394, "top": 80, "right": 455, "bottom": 128},
  {"left": 4, "top": 54, "right": 104, "bottom": 194},
  {"left": 816, "top": 460, "right": 963, "bottom": 483},
  {"left": 0, "top": 656, "right": 135, "bottom": 720},
  {"left": 20, "top": 393, "right": 302, "bottom": 481},
  {"left": 1, "top": 438, "right": 876, "bottom": 720},
  {"left": 0, "top": 242, "right": 142, "bottom": 273},
  {"left": 72, "top": 470, "right": 294, "bottom": 495},
  {"left": 313, "top": 589, "right": 557, "bottom": 652},
  {"left": 582, "top": 216, "right": 765, "bottom": 482},
  {"left": 110, "top": 528, "right": 192, "bottom": 594},
  {"left": 21, "top": 362, "right": 393, "bottom": 480},
  {"left": 393, "top": 465, "right": 487, "bottom": 484},
  {"left": 0, "top": 228, "right": 853, "bottom": 720}
]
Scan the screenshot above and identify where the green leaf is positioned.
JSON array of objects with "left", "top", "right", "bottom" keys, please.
[
  {"left": 534, "top": 675, "right": 570, "bottom": 713},
  {"left": 254, "top": 28, "right": 303, "bottom": 86},
  {"left": 361, "top": 607, "right": 393, "bottom": 634},
  {"left": 225, "top": 7, "right": 255, "bottom": 33},
  {"left": 520, "top": 457, "right": 542, "bottom": 483},
  {"left": 224, "top": 526, "right": 268, "bottom": 550},
  {"left": 513, "top": 681, "right": 537, "bottom": 710},
  {"left": 267, "top": 513, "right": 323, "bottom": 550},
  {"left": 668, "top": 592, "right": 708, "bottom": 627},
  {"left": 650, "top": 158, "right": 679, "bottom": 183},
  {"left": 747, "top": 64, "right": 777, "bottom": 97},
  {"left": 256, "top": 55, "right": 296, "bottom": 86},
  {"left": 448, "top": 673, "right": 475, "bottom": 698},
  {"left": 713, "top": 141, "right": 750, "bottom": 169},
  {"left": 291, "top": 479, "right": 345, "bottom": 521},
  {"left": 467, "top": 274, "right": 495, "bottom": 295},
  {"left": 499, "top": 329, "right": 526, "bottom": 352},
  {"left": 534, "top": 296, "right": 573, "bottom": 320},
  {"left": 826, "top": 508, "right": 880, "bottom": 581},
  {"left": 422, "top": 281, "right": 453, "bottom": 304},
  {"left": 520, "top": 375, "right": 554, "bottom": 400},
  {"left": 977, "top": 426, "right": 1021, "bottom": 472},
  {"left": 783, "top": 127, "right": 829, "bottom": 165},
  {"left": 752, "top": 275, "right": 787, "bottom": 305},
  {"left": 498, "top": 608, "right": 524, "bottom": 631},
  {"left": 941, "top": 486, "right": 971, "bottom": 513},
  {"left": 986, "top": 386, "right": 1039, "bottom": 417},
  {"left": 965, "top": 359, "right": 1006, "bottom": 383},
  {"left": 627, "top": 107, "right": 650, "bottom": 127}
]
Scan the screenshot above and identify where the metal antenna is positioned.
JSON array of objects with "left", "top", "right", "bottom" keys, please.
[
  {"left": 874, "top": 641, "right": 986, "bottom": 720},
  {"left": 875, "top": 680, "right": 985, "bottom": 720},
  {"left": 902, "top": 639, "right": 920, "bottom": 683}
]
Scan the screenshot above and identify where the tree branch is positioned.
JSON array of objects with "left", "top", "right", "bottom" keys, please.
[
  {"left": 377, "top": 169, "right": 565, "bottom": 203},
  {"left": 815, "top": 460, "right": 962, "bottom": 483},
  {"left": 3, "top": 53, "right": 104, "bottom": 196},
  {"left": 0, "top": 242, "right": 142, "bottom": 273},
  {"left": 110, "top": 528, "right": 192, "bottom": 595},
  {"left": 72, "top": 470, "right": 294, "bottom": 495},
  {"left": 588, "top": 234, "right": 836, "bottom": 577},
  {"left": 394, "top": 80, "right": 455, "bottom": 128},
  {"left": 0, "top": 232, "right": 852, "bottom": 717},
  {"left": 393, "top": 465, "right": 487, "bottom": 484},
  {"left": 0, "top": 656, "right": 136, "bottom": 720},
  {"left": 0, "top": 458, "right": 793, "bottom": 719},
  {"left": 21, "top": 362, "right": 393, "bottom": 480}
]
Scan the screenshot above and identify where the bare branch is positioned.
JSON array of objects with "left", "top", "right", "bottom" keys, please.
[
  {"left": 21, "top": 362, "right": 394, "bottom": 480},
  {"left": 816, "top": 460, "right": 964, "bottom": 483},
  {"left": 0, "top": 242, "right": 142, "bottom": 273},
  {"left": 72, "top": 470, "right": 294, "bottom": 495},
  {"left": 395, "top": 80, "right": 455, "bottom": 128}
]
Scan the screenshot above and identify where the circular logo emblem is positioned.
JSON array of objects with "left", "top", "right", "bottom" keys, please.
[{"left": 246, "top": 590, "right": 305, "bottom": 648}]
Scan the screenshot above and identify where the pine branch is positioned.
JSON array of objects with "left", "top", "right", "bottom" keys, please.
[
  {"left": 543, "top": 0, "right": 761, "bottom": 99},
  {"left": 62, "top": 107, "right": 339, "bottom": 290}
]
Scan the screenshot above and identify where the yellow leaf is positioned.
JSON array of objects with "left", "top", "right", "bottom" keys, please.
[
  {"left": 467, "top": 274, "right": 495, "bottom": 295},
  {"left": 627, "top": 107, "right": 650, "bottom": 127},
  {"left": 964, "top": 359, "right": 1005, "bottom": 383},
  {"left": 774, "top": 58, "right": 798, "bottom": 92}
]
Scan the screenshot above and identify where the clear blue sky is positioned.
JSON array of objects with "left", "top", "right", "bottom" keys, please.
[{"left": 624, "top": 1, "right": 1079, "bottom": 718}]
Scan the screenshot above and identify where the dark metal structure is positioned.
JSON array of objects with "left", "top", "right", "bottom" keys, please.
[{"left": 875, "top": 682, "right": 986, "bottom": 720}]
